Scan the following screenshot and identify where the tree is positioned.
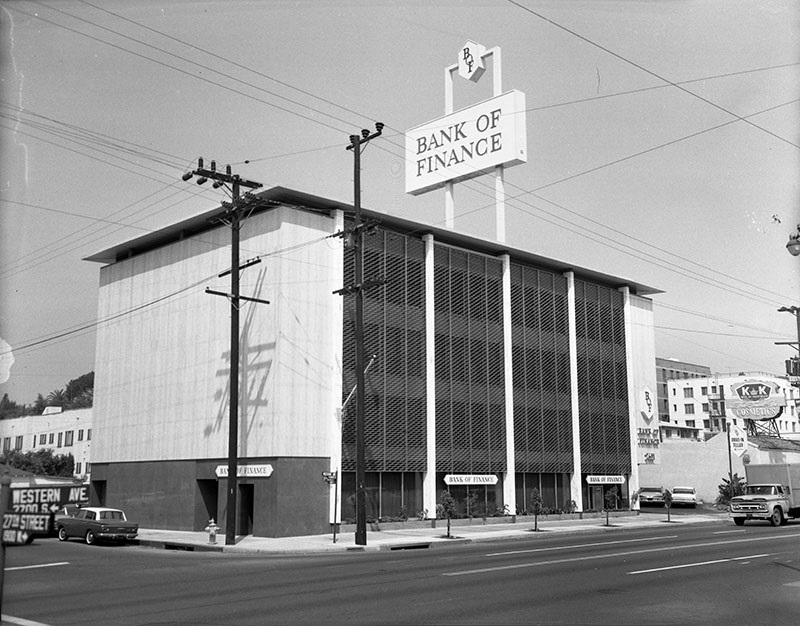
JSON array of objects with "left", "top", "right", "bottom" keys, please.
[
  {"left": 439, "top": 490, "right": 457, "bottom": 538},
  {"left": 69, "top": 388, "right": 93, "bottom": 408},
  {"left": 529, "top": 488, "right": 544, "bottom": 531},
  {"left": 34, "top": 393, "right": 47, "bottom": 415},
  {"left": 716, "top": 473, "right": 745, "bottom": 507},
  {"left": 2, "top": 449, "right": 74, "bottom": 477},
  {"left": 46, "top": 388, "right": 67, "bottom": 406},
  {"left": 0, "top": 392, "right": 20, "bottom": 419},
  {"left": 65, "top": 372, "right": 94, "bottom": 406},
  {"left": 663, "top": 488, "right": 673, "bottom": 522},
  {"left": 604, "top": 486, "right": 619, "bottom": 526}
]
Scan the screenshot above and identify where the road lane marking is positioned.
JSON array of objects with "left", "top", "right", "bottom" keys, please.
[
  {"left": 5, "top": 562, "right": 69, "bottom": 572},
  {"left": 443, "top": 533, "right": 800, "bottom": 577},
  {"left": 629, "top": 554, "right": 770, "bottom": 575},
  {"left": 485, "top": 535, "right": 678, "bottom": 557},
  {"left": 713, "top": 530, "right": 746, "bottom": 535}
]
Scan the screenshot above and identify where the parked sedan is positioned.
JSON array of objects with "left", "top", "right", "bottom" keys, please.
[
  {"left": 638, "top": 487, "right": 665, "bottom": 506},
  {"left": 56, "top": 507, "right": 138, "bottom": 545},
  {"left": 670, "top": 486, "right": 697, "bottom": 508}
]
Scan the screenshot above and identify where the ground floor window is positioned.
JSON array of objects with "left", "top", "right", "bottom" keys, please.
[
  {"left": 436, "top": 473, "right": 505, "bottom": 518},
  {"left": 341, "top": 472, "right": 424, "bottom": 522},
  {"left": 515, "top": 473, "right": 571, "bottom": 514},
  {"left": 582, "top": 477, "right": 629, "bottom": 511}
]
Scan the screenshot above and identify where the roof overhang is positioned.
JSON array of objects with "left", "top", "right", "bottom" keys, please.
[{"left": 85, "top": 186, "right": 663, "bottom": 296}]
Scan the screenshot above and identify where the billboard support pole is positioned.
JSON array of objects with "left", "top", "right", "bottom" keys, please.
[{"left": 443, "top": 44, "right": 506, "bottom": 242}]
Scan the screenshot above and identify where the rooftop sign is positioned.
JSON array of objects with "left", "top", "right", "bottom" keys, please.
[
  {"left": 727, "top": 379, "right": 786, "bottom": 421},
  {"left": 458, "top": 40, "right": 486, "bottom": 82},
  {"left": 405, "top": 90, "right": 527, "bottom": 195}
]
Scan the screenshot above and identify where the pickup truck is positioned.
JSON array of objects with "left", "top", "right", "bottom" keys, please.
[
  {"left": 729, "top": 463, "right": 800, "bottom": 527},
  {"left": 56, "top": 506, "right": 139, "bottom": 544}
]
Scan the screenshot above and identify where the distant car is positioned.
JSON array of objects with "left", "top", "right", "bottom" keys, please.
[
  {"left": 670, "top": 486, "right": 697, "bottom": 508},
  {"left": 638, "top": 487, "right": 665, "bottom": 506},
  {"left": 56, "top": 507, "right": 138, "bottom": 545}
]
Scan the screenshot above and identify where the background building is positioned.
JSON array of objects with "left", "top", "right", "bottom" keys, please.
[
  {"left": 0, "top": 407, "right": 92, "bottom": 480},
  {"left": 85, "top": 187, "right": 661, "bottom": 538},
  {"left": 655, "top": 358, "right": 712, "bottom": 426},
  {"left": 667, "top": 373, "right": 799, "bottom": 440}
]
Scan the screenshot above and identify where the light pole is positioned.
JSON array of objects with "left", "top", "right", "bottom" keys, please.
[
  {"left": 345, "top": 122, "right": 383, "bottom": 546},
  {"left": 778, "top": 306, "right": 800, "bottom": 390},
  {"left": 787, "top": 224, "right": 800, "bottom": 256},
  {"left": 777, "top": 306, "right": 800, "bottom": 353}
]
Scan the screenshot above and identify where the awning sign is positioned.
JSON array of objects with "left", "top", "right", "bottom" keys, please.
[
  {"left": 586, "top": 475, "right": 625, "bottom": 485},
  {"left": 444, "top": 474, "right": 498, "bottom": 485},
  {"left": 215, "top": 464, "right": 273, "bottom": 478}
]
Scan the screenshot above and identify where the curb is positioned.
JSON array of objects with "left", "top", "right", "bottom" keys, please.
[{"left": 134, "top": 538, "right": 224, "bottom": 553}]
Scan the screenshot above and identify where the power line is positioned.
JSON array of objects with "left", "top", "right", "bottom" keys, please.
[
  {"left": 77, "top": 0, "right": 376, "bottom": 126},
  {"left": 12, "top": 1, "right": 792, "bottom": 311},
  {"left": 18, "top": 2, "right": 359, "bottom": 136},
  {"left": 1, "top": 234, "right": 332, "bottom": 358},
  {"left": 655, "top": 326, "right": 781, "bottom": 339},
  {"left": 7, "top": 2, "right": 793, "bottom": 358},
  {"left": 507, "top": 0, "right": 800, "bottom": 150}
]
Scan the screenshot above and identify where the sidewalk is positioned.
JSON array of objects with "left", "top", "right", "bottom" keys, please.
[{"left": 135, "top": 510, "right": 730, "bottom": 555}]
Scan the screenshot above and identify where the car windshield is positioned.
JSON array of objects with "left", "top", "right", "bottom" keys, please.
[
  {"left": 673, "top": 488, "right": 693, "bottom": 494},
  {"left": 746, "top": 486, "right": 776, "bottom": 496},
  {"left": 640, "top": 488, "right": 660, "bottom": 493},
  {"left": 99, "top": 510, "right": 124, "bottom": 520}
]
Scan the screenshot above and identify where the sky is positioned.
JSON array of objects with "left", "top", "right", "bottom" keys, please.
[{"left": 0, "top": 0, "right": 798, "bottom": 405}]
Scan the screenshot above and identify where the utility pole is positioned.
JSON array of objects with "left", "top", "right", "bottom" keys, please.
[
  {"left": 777, "top": 306, "right": 800, "bottom": 389},
  {"left": 182, "top": 159, "right": 263, "bottom": 545},
  {"left": 337, "top": 123, "right": 383, "bottom": 546}
]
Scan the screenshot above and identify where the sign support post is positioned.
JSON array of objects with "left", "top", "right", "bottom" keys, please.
[{"left": 443, "top": 43, "right": 507, "bottom": 242}]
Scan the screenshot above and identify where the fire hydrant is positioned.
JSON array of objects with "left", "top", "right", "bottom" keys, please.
[{"left": 204, "top": 519, "right": 219, "bottom": 545}]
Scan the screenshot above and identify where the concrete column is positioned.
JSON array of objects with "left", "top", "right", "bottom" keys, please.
[
  {"left": 423, "top": 234, "right": 437, "bottom": 519},
  {"left": 500, "top": 254, "right": 516, "bottom": 513},
  {"left": 565, "top": 271, "right": 583, "bottom": 511},
  {"left": 620, "top": 286, "right": 640, "bottom": 509},
  {"left": 330, "top": 209, "right": 345, "bottom": 524}
]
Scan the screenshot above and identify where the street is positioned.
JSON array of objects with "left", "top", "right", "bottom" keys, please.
[{"left": 3, "top": 517, "right": 800, "bottom": 625}]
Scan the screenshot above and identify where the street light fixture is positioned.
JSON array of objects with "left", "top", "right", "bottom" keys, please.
[{"left": 787, "top": 224, "right": 800, "bottom": 256}]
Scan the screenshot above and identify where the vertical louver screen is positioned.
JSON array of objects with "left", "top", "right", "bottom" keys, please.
[
  {"left": 510, "top": 265, "right": 573, "bottom": 473},
  {"left": 575, "top": 281, "right": 630, "bottom": 475},
  {"left": 433, "top": 245, "right": 506, "bottom": 473},
  {"left": 342, "top": 227, "right": 427, "bottom": 472}
]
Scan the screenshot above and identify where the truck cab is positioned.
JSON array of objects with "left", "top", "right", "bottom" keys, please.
[{"left": 729, "top": 464, "right": 800, "bottom": 527}]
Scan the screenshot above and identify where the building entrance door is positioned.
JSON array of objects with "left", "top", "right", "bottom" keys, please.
[
  {"left": 590, "top": 485, "right": 603, "bottom": 510},
  {"left": 238, "top": 484, "right": 254, "bottom": 535}
]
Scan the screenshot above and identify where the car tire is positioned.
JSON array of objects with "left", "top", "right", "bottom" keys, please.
[
  {"left": 85, "top": 530, "right": 97, "bottom": 545},
  {"left": 770, "top": 507, "right": 784, "bottom": 527},
  {"left": 733, "top": 517, "right": 745, "bottom": 526},
  {"left": 57, "top": 527, "right": 69, "bottom": 542}
]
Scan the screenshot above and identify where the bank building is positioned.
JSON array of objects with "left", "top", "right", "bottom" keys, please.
[{"left": 84, "top": 186, "right": 660, "bottom": 538}]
